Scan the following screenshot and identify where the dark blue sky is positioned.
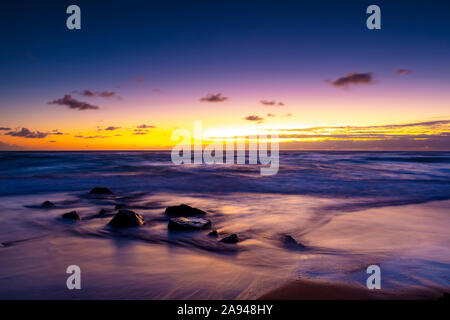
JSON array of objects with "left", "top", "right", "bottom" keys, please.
[{"left": 1, "top": 0, "right": 449, "bottom": 96}]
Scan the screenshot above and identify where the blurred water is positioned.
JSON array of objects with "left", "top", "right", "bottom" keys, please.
[
  {"left": 0, "top": 151, "right": 448, "bottom": 299},
  {"left": 0, "top": 151, "right": 449, "bottom": 201}
]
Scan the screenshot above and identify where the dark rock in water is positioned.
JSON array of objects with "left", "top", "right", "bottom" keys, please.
[
  {"left": 62, "top": 211, "right": 80, "bottom": 220},
  {"left": 164, "top": 204, "right": 206, "bottom": 217},
  {"left": 208, "top": 230, "right": 219, "bottom": 237},
  {"left": 89, "top": 187, "right": 113, "bottom": 195},
  {"left": 84, "top": 208, "right": 111, "bottom": 220},
  {"left": 168, "top": 217, "right": 211, "bottom": 230},
  {"left": 220, "top": 234, "right": 239, "bottom": 244},
  {"left": 108, "top": 209, "right": 145, "bottom": 227},
  {"left": 282, "top": 235, "right": 305, "bottom": 248},
  {"left": 41, "top": 201, "right": 55, "bottom": 208},
  {"left": 438, "top": 292, "right": 450, "bottom": 301},
  {"left": 99, "top": 208, "right": 109, "bottom": 215}
]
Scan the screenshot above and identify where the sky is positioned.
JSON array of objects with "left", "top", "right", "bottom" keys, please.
[{"left": 0, "top": 0, "right": 449, "bottom": 150}]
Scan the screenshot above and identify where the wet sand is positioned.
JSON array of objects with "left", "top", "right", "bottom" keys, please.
[{"left": 258, "top": 278, "right": 445, "bottom": 300}]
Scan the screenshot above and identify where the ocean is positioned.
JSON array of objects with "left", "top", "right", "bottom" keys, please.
[{"left": 0, "top": 151, "right": 449, "bottom": 299}]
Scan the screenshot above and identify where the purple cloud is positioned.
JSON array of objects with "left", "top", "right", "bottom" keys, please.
[
  {"left": 5, "top": 128, "right": 48, "bottom": 138},
  {"left": 104, "top": 126, "right": 120, "bottom": 131},
  {"left": 260, "top": 100, "right": 284, "bottom": 106},
  {"left": 396, "top": 69, "right": 412, "bottom": 75},
  {"left": 137, "top": 124, "right": 156, "bottom": 129},
  {"left": 77, "top": 90, "right": 118, "bottom": 98},
  {"left": 329, "top": 72, "right": 374, "bottom": 88},
  {"left": 48, "top": 95, "right": 99, "bottom": 111},
  {"left": 244, "top": 115, "right": 264, "bottom": 122},
  {"left": 200, "top": 93, "right": 228, "bottom": 103}
]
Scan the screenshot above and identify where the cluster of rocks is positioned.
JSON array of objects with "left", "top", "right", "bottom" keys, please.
[
  {"left": 42, "top": 187, "right": 305, "bottom": 248},
  {"left": 165, "top": 204, "right": 210, "bottom": 229},
  {"left": 164, "top": 204, "right": 240, "bottom": 243}
]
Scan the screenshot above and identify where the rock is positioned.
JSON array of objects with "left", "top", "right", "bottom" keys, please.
[
  {"left": 220, "top": 234, "right": 239, "bottom": 244},
  {"left": 438, "top": 292, "right": 450, "bottom": 301},
  {"left": 282, "top": 235, "right": 305, "bottom": 248},
  {"left": 168, "top": 217, "right": 211, "bottom": 230},
  {"left": 89, "top": 187, "right": 113, "bottom": 195},
  {"left": 164, "top": 204, "right": 206, "bottom": 217},
  {"left": 85, "top": 208, "right": 113, "bottom": 220},
  {"left": 62, "top": 211, "right": 80, "bottom": 220},
  {"left": 41, "top": 200, "right": 55, "bottom": 208},
  {"left": 108, "top": 209, "right": 145, "bottom": 227},
  {"left": 98, "top": 208, "right": 109, "bottom": 215},
  {"left": 208, "top": 230, "right": 219, "bottom": 237}
]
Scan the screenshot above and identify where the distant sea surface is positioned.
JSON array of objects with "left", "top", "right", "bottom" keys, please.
[
  {"left": 0, "top": 151, "right": 449, "bottom": 299},
  {"left": 1, "top": 151, "right": 450, "bottom": 200}
]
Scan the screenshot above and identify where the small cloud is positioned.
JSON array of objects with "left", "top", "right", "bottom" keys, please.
[
  {"left": 132, "top": 77, "right": 145, "bottom": 83},
  {"left": 200, "top": 93, "right": 228, "bottom": 103},
  {"left": 78, "top": 90, "right": 95, "bottom": 97},
  {"left": 48, "top": 95, "right": 99, "bottom": 111},
  {"left": 0, "top": 127, "right": 11, "bottom": 131},
  {"left": 244, "top": 115, "right": 264, "bottom": 122},
  {"left": 96, "top": 91, "right": 116, "bottom": 98},
  {"left": 104, "top": 126, "right": 120, "bottom": 131},
  {"left": 152, "top": 89, "right": 162, "bottom": 93},
  {"left": 328, "top": 72, "right": 374, "bottom": 88},
  {"left": 260, "top": 100, "right": 284, "bottom": 106},
  {"left": 133, "top": 131, "right": 148, "bottom": 135},
  {"left": 396, "top": 69, "right": 412, "bottom": 75},
  {"left": 137, "top": 124, "right": 156, "bottom": 129},
  {"left": 76, "top": 90, "right": 118, "bottom": 99},
  {"left": 284, "top": 113, "right": 293, "bottom": 117},
  {"left": 267, "top": 113, "right": 276, "bottom": 117},
  {"left": 47, "top": 140, "right": 56, "bottom": 143},
  {"left": 73, "top": 135, "right": 108, "bottom": 139},
  {"left": 5, "top": 128, "right": 48, "bottom": 139}
]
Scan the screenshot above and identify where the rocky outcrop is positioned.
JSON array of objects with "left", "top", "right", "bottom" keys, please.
[
  {"left": 108, "top": 209, "right": 145, "bottom": 227},
  {"left": 98, "top": 208, "right": 109, "bottom": 215},
  {"left": 84, "top": 208, "right": 114, "bottom": 220},
  {"left": 282, "top": 235, "right": 305, "bottom": 248},
  {"left": 89, "top": 187, "right": 113, "bottom": 195},
  {"left": 41, "top": 201, "right": 55, "bottom": 208},
  {"left": 220, "top": 234, "right": 239, "bottom": 244},
  {"left": 208, "top": 230, "right": 219, "bottom": 237},
  {"left": 62, "top": 211, "right": 80, "bottom": 220},
  {"left": 168, "top": 217, "right": 211, "bottom": 230},
  {"left": 165, "top": 204, "right": 206, "bottom": 217},
  {"left": 164, "top": 204, "right": 206, "bottom": 217}
]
